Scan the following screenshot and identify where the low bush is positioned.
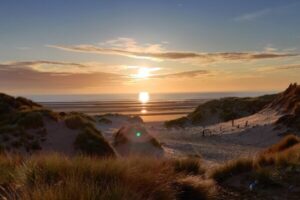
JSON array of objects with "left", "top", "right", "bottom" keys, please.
[
  {"left": 17, "top": 111, "right": 44, "bottom": 129},
  {"left": 64, "top": 114, "right": 87, "bottom": 130},
  {"left": 74, "top": 127, "right": 116, "bottom": 157}
]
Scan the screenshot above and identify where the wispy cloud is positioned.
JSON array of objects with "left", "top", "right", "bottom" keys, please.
[
  {"left": 152, "top": 70, "right": 210, "bottom": 79},
  {"left": 0, "top": 60, "right": 212, "bottom": 93},
  {"left": 0, "top": 60, "right": 124, "bottom": 74},
  {"left": 257, "top": 64, "right": 300, "bottom": 72},
  {"left": 0, "top": 61, "right": 126, "bottom": 92},
  {"left": 48, "top": 38, "right": 299, "bottom": 64},
  {"left": 234, "top": 8, "right": 271, "bottom": 22}
]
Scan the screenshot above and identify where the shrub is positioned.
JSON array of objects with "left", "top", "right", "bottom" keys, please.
[
  {"left": 64, "top": 114, "right": 91, "bottom": 130},
  {"left": 15, "top": 97, "right": 41, "bottom": 108},
  {"left": 98, "top": 117, "right": 112, "bottom": 124},
  {"left": 18, "top": 111, "right": 44, "bottom": 129},
  {"left": 74, "top": 127, "right": 116, "bottom": 157},
  {"left": 173, "top": 157, "right": 205, "bottom": 175}
]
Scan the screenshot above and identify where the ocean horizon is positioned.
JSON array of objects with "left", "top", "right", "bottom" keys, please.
[
  {"left": 31, "top": 91, "right": 277, "bottom": 122},
  {"left": 27, "top": 91, "right": 277, "bottom": 102}
]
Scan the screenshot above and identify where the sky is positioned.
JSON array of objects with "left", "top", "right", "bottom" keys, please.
[{"left": 0, "top": 0, "right": 300, "bottom": 95}]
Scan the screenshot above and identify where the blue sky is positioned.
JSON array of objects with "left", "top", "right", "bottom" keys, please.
[{"left": 0, "top": 0, "right": 299, "bottom": 94}]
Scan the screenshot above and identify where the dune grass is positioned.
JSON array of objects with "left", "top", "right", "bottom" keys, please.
[
  {"left": 208, "top": 136, "right": 300, "bottom": 199},
  {"left": 165, "top": 94, "right": 276, "bottom": 128},
  {"left": 210, "top": 135, "right": 300, "bottom": 185},
  {"left": 0, "top": 154, "right": 215, "bottom": 200},
  {"left": 172, "top": 157, "right": 205, "bottom": 175},
  {"left": 74, "top": 126, "right": 116, "bottom": 157},
  {"left": 262, "top": 134, "right": 300, "bottom": 154}
]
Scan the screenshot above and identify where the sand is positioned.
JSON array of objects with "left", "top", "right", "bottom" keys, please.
[
  {"left": 94, "top": 108, "right": 285, "bottom": 165},
  {"left": 41, "top": 118, "right": 78, "bottom": 155}
]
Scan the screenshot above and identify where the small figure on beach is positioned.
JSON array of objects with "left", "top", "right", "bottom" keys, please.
[
  {"left": 245, "top": 121, "right": 248, "bottom": 127},
  {"left": 231, "top": 119, "right": 234, "bottom": 127}
]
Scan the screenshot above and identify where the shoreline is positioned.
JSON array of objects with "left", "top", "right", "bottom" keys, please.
[{"left": 40, "top": 99, "right": 208, "bottom": 122}]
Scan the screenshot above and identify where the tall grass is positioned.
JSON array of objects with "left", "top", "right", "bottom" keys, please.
[
  {"left": 210, "top": 135, "right": 300, "bottom": 184},
  {"left": 0, "top": 154, "right": 215, "bottom": 200}
]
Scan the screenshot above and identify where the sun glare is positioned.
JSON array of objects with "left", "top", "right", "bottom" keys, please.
[
  {"left": 136, "top": 67, "right": 150, "bottom": 79},
  {"left": 139, "top": 92, "right": 150, "bottom": 104}
]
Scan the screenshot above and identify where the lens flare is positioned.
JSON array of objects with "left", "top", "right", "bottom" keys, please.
[{"left": 136, "top": 132, "right": 142, "bottom": 137}]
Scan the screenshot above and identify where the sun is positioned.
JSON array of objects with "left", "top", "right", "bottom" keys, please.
[
  {"left": 136, "top": 67, "right": 150, "bottom": 79},
  {"left": 139, "top": 92, "right": 150, "bottom": 104}
]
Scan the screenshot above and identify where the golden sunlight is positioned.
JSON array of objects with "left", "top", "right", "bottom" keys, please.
[
  {"left": 139, "top": 92, "right": 150, "bottom": 104},
  {"left": 136, "top": 67, "right": 150, "bottom": 79}
]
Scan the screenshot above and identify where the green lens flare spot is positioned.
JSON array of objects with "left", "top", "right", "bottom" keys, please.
[{"left": 136, "top": 132, "right": 142, "bottom": 137}]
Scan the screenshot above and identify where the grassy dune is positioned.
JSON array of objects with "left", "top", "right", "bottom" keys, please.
[
  {"left": 0, "top": 155, "right": 215, "bottom": 200},
  {"left": 0, "top": 93, "right": 116, "bottom": 156},
  {"left": 165, "top": 94, "right": 276, "bottom": 128},
  {"left": 210, "top": 135, "right": 300, "bottom": 199},
  {"left": 0, "top": 136, "right": 299, "bottom": 199}
]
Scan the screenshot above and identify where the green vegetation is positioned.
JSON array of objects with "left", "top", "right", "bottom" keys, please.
[
  {"left": 0, "top": 94, "right": 51, "bottom": 152},
  {"left": 0, "top": 154, "right": 216, "bottom": 200},
  {"left": 165, "top": 94, "right": 276, "bottom": 128},
  {"left": 74, "top": 127, "right": 116, "bottom": 157},
  {"left": 98, "top": 117, "right": 112, "bottom": 124},
  {"left": 64, "top": 112, "right": 116, "bottom": 156},
  {"left": 17, "top": 111, "right": 44, "bottom": 129}
]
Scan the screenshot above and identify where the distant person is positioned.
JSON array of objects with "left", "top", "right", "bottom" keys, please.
[
  {"left": 245, "top": 121, "right": 248, "bottom": 127},
  {"left": 231, "top": 119, "right": 234, "bottom": 127}
]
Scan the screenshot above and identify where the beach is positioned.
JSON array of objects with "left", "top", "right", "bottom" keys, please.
[{"left": 35, "top": 92, "right": 273, "bottom": 122}]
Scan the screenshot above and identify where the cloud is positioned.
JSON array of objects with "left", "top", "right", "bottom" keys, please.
[
  {"left": 0, "top": 61, "right": 126, "bottom": 93},
  {"left": 151, "top": 70, "right": 209, "bottom": 79},
  {"left": 234, "top": 2, "right": 300, "bottom": 22},
  {"left": 0, "top": 60, "right": 211, "bottom": 93},
  {"left": 234, "top": 8, "right": 271, "bottom": 22},
  {"left": 0, "top": 60, "right": 125, "bottom": 74},
  {"left": 48, "top": 38, "right": 299, "bottom": 64},
  {"left": 257, "top": 64, "right": 300, "bottom": 72}
]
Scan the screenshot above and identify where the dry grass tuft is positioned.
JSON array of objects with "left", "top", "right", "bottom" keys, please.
[
  {"left": 0, "top": 154, "right": 216, "bottom": 200},
  {"left": 262, "top": 134, "right": 300, "bottom": 155},
  {"left": 210, "top": 158, "right": 254, "bottom": 183},
  {"left": 174, "top": 176, "right": 216, "bottom": 200},
  {"left": 172, "top": 157, "right": 205, "bottom": 175}
]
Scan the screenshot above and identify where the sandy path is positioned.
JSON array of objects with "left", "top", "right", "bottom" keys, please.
[
  {"left": 146, "top": 108, "right": 284, "bottom": 163},
  {"left": 93, "top": 109, "right": 285, "bottom": 164}
]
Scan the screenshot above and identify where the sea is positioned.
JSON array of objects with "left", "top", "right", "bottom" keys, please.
[{"left": 26, "top": 92, "right": 275, "bottom": 122}]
